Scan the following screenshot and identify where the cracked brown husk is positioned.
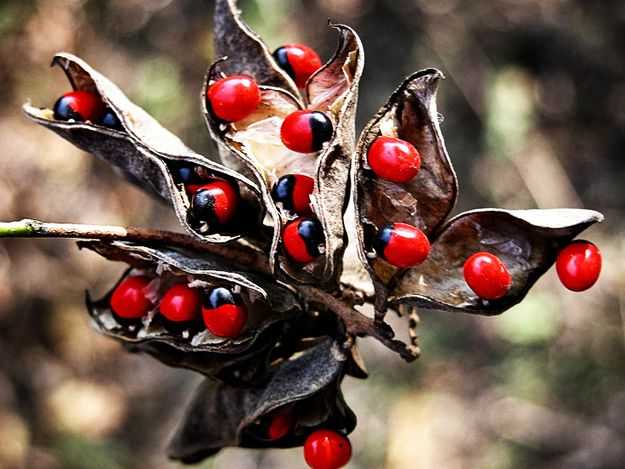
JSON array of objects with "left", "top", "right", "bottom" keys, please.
[{"left": 4, "top": 0, "right": 603, "bottom": 464}]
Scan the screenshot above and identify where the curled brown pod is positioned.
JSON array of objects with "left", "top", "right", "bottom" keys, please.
[
  {"left": 168, "top": 338, "right": 355, "bottom": 463},
  {"left": 81, "top": 240, "right": 302, "bottom": 380},
  {"left": 205, "top": 0, "right": 364, "bottom": 287},
  {"left": 23, "top": 53, "right": 266, "bottom": 243},
  {"left": 352, "top": 69, "right": 603, "bottom": 318}
]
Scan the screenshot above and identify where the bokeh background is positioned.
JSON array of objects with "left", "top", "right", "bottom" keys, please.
[{"left": 0, "top": 0, "right": 624, "bottom": 468}]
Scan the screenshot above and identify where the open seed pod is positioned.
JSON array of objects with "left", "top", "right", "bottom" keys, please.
[
  {"left": 23, "top": 53, "right": 266, "bottom": 243},
  {"left": 168, "top": 338, "right": 356, "bottom": 464},
  {"left": 205, "top": 0, "right": 364, "bottom": 287},
  {"left": 352, "top": 69, "right": 604, "bottom": 317},
  {"left": 389, "top": 208, "right": 603, "bottom": 314},
  {"left": 81, "top": 240, "right": 303, "bottom": 380}
]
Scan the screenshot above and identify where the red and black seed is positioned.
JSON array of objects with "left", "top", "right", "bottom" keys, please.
[
  {"left": 190, "top": 180, "right": 239, "bottom": 227},
  {"left": 271, "top": 174, "right": 314, "bottom": 216},
  {"left": 282, "top": 217, "right": 324, "bottom": 264},
  {"left": 280, "top": 110, "right": 333, "bottom": 154}
]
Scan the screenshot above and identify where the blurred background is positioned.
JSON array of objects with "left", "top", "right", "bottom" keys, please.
[{"left": 0, "top": 0, "right": 623, "bottom": 468}]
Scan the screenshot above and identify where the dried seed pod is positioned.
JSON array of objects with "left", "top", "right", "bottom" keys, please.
[
  {"left": 168, "top": 338, "right": 356, "bottom": 463},
  {"left": 23, "top": 53, "right": 265, "bottom": 243},
  {"left": 389, "top": 209, "right": 604, "bottom": 315},
  {"left": 206, "top": 16, "right": 364, "bottom": 287},
  {"left": 351, "top": 69, "right": 457, "bottom": 312},
  {"left": 81, "top": 240, "right": 302, "bottom": 379}
]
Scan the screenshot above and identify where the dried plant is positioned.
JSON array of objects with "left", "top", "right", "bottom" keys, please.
[{"left": 1, "top": 0, "right": 603, "bottom": 466}]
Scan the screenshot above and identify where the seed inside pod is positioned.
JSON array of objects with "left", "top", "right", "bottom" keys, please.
[
  {"left": 271, "top": 174, "right": 315, "bottom": 216},
  {"left": 556, "top": 240, "right": 601, "bottom": 292},
  {"left": 367, "top": 136, "right": 421, "bottom": 184},
  {"left": 280, "top": 110, "right": 333, "bottom": 153},
  {"left": 206, "top": 75, "right": 261, "bottom": 122},
  {"left": 202, "top": 287, "right": 248, "bottom": 338},
  {"left": 373, "top": 223, "right": 430, "bottom": 268},
  {"left": 110, "top": 275, "right": 153, "bottom": 319},
  {"left": 463, "top": 252, "right": 512, "bottom": 300},
  {"left": 159, "top": 284, "right": 201, "bottom": 322},
  {"left": 304, "top": 429, "right": 352, "bottom": 469},
  {"left": 283, "top": 217, "right": 324, "bottom": 264},
  {"left": 266, "top": 406, "right": 295, "bottom": 441},
  {"left": 273, "top": 44, "right": 322, "bottom": 88},
  {"left": 100, "top": 108, "right": 123, "bottom": 130},
  {"left": 53, "top": 90, "right": 105, "bottom": 123},
  {"left": 190, "top": 180, "right": 239, "bottom": 228}
]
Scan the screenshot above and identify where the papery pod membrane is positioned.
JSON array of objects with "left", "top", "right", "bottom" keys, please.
[
  {"left": 205, "top": 24, "right": 364, "bottom": 287},
  {"left": 214, "top": 0, "right": 299, "bottom": 96},
  {"left": 23, "top": 53, "right": 266, "bottom": 243},
  {"left": 81, "top": 240, "right": 302, "bottom": 378},
  {"left": 168, "top": 338, "right": 356, "bottom": 463},
  {"left": 351, "top": 69, "right": 457, "bottom": 313},
  {"left": 390, "top": 209, "right": 603, "bottom": 315}
]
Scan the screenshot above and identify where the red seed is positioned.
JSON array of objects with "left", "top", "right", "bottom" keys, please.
[
  {"left": 110, "top": 276, "right": 152, "bottom": 319},
  {"left": 202, "top": 303, "right": 247, "bottom": 338},
  {"left": 191, "top": 180, "right": 239, "bottom": 226},
  {"left": 159, "top": 284, "right": 200, "bottom": 322},
  {"left": 374, "top": 223, "right": 430, "bottom": 268},
  {"left": 273, "top": 44, "right": 323, "bottom": 88},
  {"left": 267, "top": 407, "right": 294, "bottom": 441},
  {"left": 367, "top": 136, "right": 421, "bottom": 183},
  {"left": 282, "top": 218, "right": 323, "bottom": 264},
  {"left": 53, "top": 90, "right": 105, "bottom": 123},
  {"left": 280, "top": 110, "right": 333, "bottom": 153},
  {"left": 206, "top": 75, "right": 261, "bottom": 122},
  {"left": 304, "top": 429, "right": 352, "bottom": 469},
  {"left": 463, "top": 252, "right": 512, "bottom": 300},
  {"left": 556, "top": 240, "right": 601, "bottom": 291}
]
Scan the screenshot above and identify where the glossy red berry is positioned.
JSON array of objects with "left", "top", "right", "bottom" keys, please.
[
  {"left": 367, "top": 136, "right": 421, "bottom": 183},
  {"left": 463, "top": 252, "right": 512, "bottom": 300},
  {"left": 374, "top": 222, "right": 430, "bottom": 268},
  {"left": 110, "top": 276, "right": 152, "bottom": 319},
  {"left": 206, "top": 75, "right": 261, "bottom": 122},
  {"left": 191, "top": 180, "right": 239, "bottom": 226},
  {"left": 273, "top": 44, "right": 323, "bottom": 88},
  {"left": 267, "top": 407, "right": 294, "bottom": 441},
  {"left": 53, "top": 90, "right": 105, "bottom": 123},
  {"left": 556, "top": 240, "right": 601, "bottom": 291},
  {"left": 159, "top": 284, "right": 200, "bottom": 322},
  {"left": 282, "top": 218, "right": 324, "bottom": 264},
  {"left": 202, "top": 287, "right": 247, "bottom": 338},
  {"left": 304, "top": 430, "right": 352, "bottom": 469},
  {"left": 271, "top": 174, "right": 315, "bottom": 216},
  {"left": 280, "top": 110, "right": 333, "bottom": 153}
]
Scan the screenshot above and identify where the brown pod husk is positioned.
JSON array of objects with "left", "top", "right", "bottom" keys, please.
[
  {"left": 81, "top": 240, "right": 302, "bottom": 378},
  {"left": 390, "top": 208, "right": 603, "bottom": 315},
  {"left": 23, "top": 53, "right": 266, "bottom": 243},
  {"left": 351, "top": 69, "right": 457, "bottom": 313},
  {"left": 214, "top": 0, "right": 299, "bottom": 96},
  {"left": 168, "top": 338, "right": 356, "bottom": 464},
  {"left": 205, "top": 23, "right": 364, "bottom": 287}
]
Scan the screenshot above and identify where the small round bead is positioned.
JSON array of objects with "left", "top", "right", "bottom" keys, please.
[
  {"left": 271, "top": 174, "right": 315, "bottom": 216},
  {"left": 273, "top": 44, "right": 323, "bottom": 88},
  {"left": 280, "top": 110, "right": 333, "bottom": 153},
  {"left": 556, "top": 240, "right": 601, "bottom": 291},
  {"left": 267, "top": 407, "right": 294, "bottom": 441},
  {"left": 159, "top": 284, "right": 200, "bottom": 322},
  {"left": 202, "top": 287, "right": 247, "bottom": 338},
  {"left": 206, "top": 75, "right": 261, "bottom": 122},
  {"left": 53, "top": 90, "right": 105, "bottom": 123},
  {"left": 100, "top": 108, "right": 123, "bottom": 130},
  {"left": 110, "top": 276, "right": 152, "bottom": 319},
  {"left": 191, "top": 180, "right": 239, "bottom": 227},
  {"left": 463, "top": 252, "right": 512, "bottom": 300},
  {"left": 367, "top": 136, "right": 421, "bottom": 183},
  {"left": 282, "top": 217, "right": 324, "bottom": 264},
  {"left": 304, "top": 429, "right": 352, "bottom": 469},
  {"left": 373, "top": 222, "right": 430, "bottom": 268}
]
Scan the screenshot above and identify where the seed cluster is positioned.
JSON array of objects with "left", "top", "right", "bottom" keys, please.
[{"left": 17, "top": 1, "right": 604, "bottom": 467}]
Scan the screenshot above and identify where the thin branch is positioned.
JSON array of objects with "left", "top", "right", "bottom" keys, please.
[
  {"left": 0, "top": 218, "right": 270, "bottom": 272},
  {"left": 298, "top": 285, "right": 419, "bottom": 362}
]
